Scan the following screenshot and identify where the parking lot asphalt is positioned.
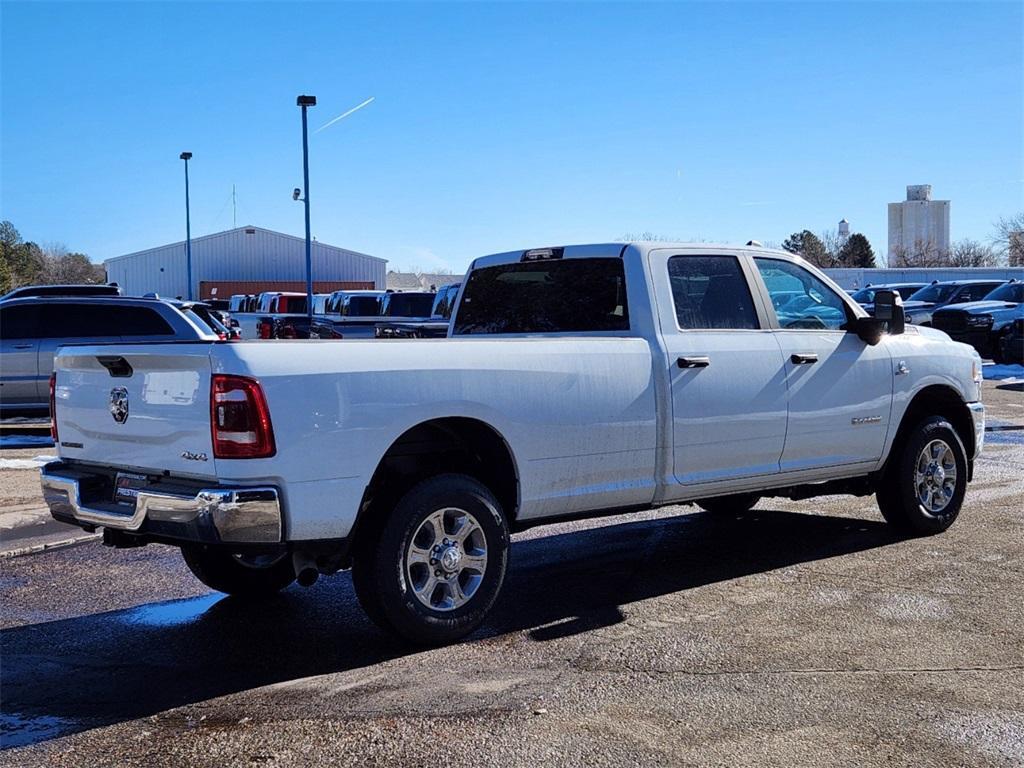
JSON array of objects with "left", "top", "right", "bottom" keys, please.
[{"left": 1, "top": 381, "right": 1022, "bottom": 766}]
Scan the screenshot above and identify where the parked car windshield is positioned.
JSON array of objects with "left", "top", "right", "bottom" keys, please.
[
  {"left": 907, "top": 284, "right": 959, "bottom": 304},
  {"left": 982, "top": 282, "right": 1023, "bottom": 303},
  {"left": 453, "top": 258, "right": 629, "bottom": 335},
  {"left": 850, "top": 287, "right": 878, "bottom": 303},
  {"left": 384, "top": 293, "right": 434, "bottom": 317}
]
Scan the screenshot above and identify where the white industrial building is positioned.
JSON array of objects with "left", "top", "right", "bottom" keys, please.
[
  {"left": 888, "top": 185, "right": 951, "bottom": 260},
  {"left": 104, "top": 226, "right": 386, "bottom": 299}
]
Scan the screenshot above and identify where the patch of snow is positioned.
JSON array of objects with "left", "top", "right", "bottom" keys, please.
[
  {"left": 982, "top": 363, "right": 1024, "bottom": 382},
  {"left": 0, "top": 455, "right": 57, "bottom": 470}
]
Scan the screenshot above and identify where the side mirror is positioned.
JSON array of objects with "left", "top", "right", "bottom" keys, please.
[{"left": 873, "top": 290, "right": 905, "bottom": 336}]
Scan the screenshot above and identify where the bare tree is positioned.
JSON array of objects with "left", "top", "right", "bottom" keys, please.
[
  {"left": 818, "top": 228, "right": 843, "bottom": 267},
  {"left": 618, "top": 232, "right": 687, "bottom": 242},
  {"left": 888, "top": 239, "right": 948, "bottom": 267},
  {"left": 948, "top": 239, "right": 1001, "bottom": 268},
  {"left": 1011, "top": 232, "right": 1024, "bottom": 268},
  {"left": 37, "top": 243, "right": 105, "bottom": 284},
  {"left": 990, "top": 213, "right": 1024, "bottom": 266}
]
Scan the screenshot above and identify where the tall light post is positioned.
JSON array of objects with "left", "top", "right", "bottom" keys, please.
[
  {"left": 296, "top": 95, "right": 316, "bottom": 328},
  {"left": 179, "top": 152, "right": 193, "bottom": 300}
]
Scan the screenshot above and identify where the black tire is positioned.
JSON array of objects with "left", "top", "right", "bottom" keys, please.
[
  {"left": 352, "top": 473, "right": 509, "bottom": 645},
  {"left": 181, "top": 546, "right": 296, "bottom": 597},
  {"left": 876, "top": 416, "right": 968, "bottom": 535},
  {"left": 990, "top": 330, "right": 1008, "bottom": 364},
  {"left": 697, "top": 492, "right": 760, "bottom": 515}
]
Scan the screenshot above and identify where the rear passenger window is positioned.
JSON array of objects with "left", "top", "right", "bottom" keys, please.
[
  {"left": 0, "top": 305, "right": 40, "bottom": 338},
  {"left": 114, "top": 307, "right": 176, "bottom": 336},
  {"left": 667, "top": 256, "right": 759, "bottom": 330},
  {"left": 453, "top": 258, "right": 629, "bottom": 335},
  {"left": 40, "top": 305, "right": 174, "bottom": 338}
]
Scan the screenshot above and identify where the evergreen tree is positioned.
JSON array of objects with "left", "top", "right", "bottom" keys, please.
[
  {"left": 782, "top": 229, "right": 829, "bottom": 267},
  {"left": 837, "top": 233, "right": 876, "bottom": 268},
  {"left": 781, "top": 231, "right": 805, "bottom": 255}
]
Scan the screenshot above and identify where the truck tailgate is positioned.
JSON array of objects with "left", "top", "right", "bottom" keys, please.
[{"left": 53, "top": 344, "right": 218, "bottom": 478}]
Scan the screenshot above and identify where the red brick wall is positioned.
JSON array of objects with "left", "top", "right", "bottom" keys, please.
[{"left": 200, "top": 280, "right": 375, "bottom": 300}]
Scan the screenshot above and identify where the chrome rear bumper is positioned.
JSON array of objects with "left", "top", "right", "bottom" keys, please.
[{"left": 41, "top": 463, "right": 282, "bottom": 544}]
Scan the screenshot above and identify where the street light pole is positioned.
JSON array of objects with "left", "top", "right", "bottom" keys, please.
[
  {"left": 297, "top": 95, "right": 316, "bottom": 329},
  {"left": 179, "top": 152, "right": 193, "bottom": 300}
]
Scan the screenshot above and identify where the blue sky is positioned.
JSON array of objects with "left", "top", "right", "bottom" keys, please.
[{"left": 2, "top": 1, "right": 1021, "bottom": 273}]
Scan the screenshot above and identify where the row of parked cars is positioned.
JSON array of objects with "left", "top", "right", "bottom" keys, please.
[
  {"left": 2, "top": 272, "right": 1022, "bottom": 413},
  {"left": 225, "top": 283, "right": 461, "bottom": 341},
  {"left": 0, "top": 282, "right": 464, "bottom": 411},
  {"left": 848, "top": 278, "right": 1024, "bottom": 363}
]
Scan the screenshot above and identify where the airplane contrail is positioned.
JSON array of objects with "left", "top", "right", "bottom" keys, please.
[{"left": 315, "top": 96, "right": 375, "bottom": 133}]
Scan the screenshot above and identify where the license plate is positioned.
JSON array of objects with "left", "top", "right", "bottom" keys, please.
[{"left": 114, "top": 472, "right": 148, "bottom": 505}]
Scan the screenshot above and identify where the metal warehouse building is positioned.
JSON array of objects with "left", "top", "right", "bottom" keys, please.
[{"left": 104, "top": 226, "right": 387, "bottom": 299}]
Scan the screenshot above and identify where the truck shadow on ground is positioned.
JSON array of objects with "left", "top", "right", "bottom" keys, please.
[{"left": 1, "top": 508, "right": 904, "bottom": 748}]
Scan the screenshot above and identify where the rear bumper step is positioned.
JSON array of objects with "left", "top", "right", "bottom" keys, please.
[{"left": 41, "top": 462, "right": 282, "bottom": 545}]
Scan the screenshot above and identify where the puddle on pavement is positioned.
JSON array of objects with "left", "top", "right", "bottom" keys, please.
[
  {"left": 119, "top": 593, "right": 223, "bottom": 627},
  {"left": 1, "top": 712, "right": 77, "bottom": 749}
]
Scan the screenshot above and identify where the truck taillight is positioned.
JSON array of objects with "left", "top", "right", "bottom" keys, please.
[
  {"left": 210, "top": 375, "right": 275, "bottom": 459},
  {"left": 49, "top": 373, "right": 58, "bottom": 442}
]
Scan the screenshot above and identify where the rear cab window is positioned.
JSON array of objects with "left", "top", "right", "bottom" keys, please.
[
  {"left": 453, "top": 258, "right": 628, "bottom": 335},
  {"left": 384, "top": 294, "right": 435, "bottom": 318},
  {"left": 346, "top": 295, "right": 382, "bottom": 316}
]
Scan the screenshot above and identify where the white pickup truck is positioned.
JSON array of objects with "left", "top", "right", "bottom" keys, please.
[{"left": 42, "top": 243, "right": 986, "bottom": 644}]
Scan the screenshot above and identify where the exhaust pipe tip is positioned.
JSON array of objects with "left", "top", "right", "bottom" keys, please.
[{"left": 296, "top": 567, "right": 319, "bottom": 588}]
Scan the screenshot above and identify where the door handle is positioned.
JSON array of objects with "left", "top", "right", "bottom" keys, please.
[
  {"left": 790, "top": 353, "right": 818, "bottom": 365},
  {"left": 677, "top": 356, "right": 711, "bottom": 369}
]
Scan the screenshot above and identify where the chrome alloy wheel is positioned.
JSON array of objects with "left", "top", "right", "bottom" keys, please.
[
  {"left": 405, "top": 507, "right": 488, "bottom": 612},
  {"left": 915, "top": 439, "right": 958, "bottom": 516}
]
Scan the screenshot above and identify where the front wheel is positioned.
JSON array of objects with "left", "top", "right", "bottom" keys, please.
[
  {"left": 990, "top": 330, "right": 1009, "bottom": 364},
  {"left": 876, "top": 416, "right": 968, "bottom": 535},
  {"left": 181, "top": 546, "right": 296, "bottom": 597},
  {"left": 352, "top": 474, "right": 509, "bottom": 645}
]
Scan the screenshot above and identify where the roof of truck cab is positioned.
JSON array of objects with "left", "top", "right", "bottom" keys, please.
[{"left": 470, "top": 242, "right": 798, "bottom": 270}]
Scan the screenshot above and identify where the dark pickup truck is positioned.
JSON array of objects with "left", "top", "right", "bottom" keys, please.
[
  {"left": 932, "top": 280, "right": 1023, "bottom": 361},
  {"left": 376, "top": 283, "right": 460, "bottom": 339},
  {"left": 901, "top": 280, "right": 1005, "bottom": 327}
]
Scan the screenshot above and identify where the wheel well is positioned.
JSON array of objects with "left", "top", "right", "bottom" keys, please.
[
  {"left": 891, "top": 385, "right": 975, "bottom": 464},
  {"left": 349, "top": 418, "right": 519, "bottom": 556}
]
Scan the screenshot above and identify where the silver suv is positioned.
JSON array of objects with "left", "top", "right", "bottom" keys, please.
[{"left": 0, "top": 297, "right": 218, "bottom": 411}]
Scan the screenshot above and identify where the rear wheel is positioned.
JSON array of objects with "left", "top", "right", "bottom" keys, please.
[
  {"left": 697, "top": 493, "right": 760, "bottom": 515},
  {"left": 352, "top": 473, "right": 509, "bottom": 645},
  {"left": 876, "top": 416, "right": 967, "bottom": 535},
  {"left": 181, "top": 546, "right": 296, "bottom": 597}
]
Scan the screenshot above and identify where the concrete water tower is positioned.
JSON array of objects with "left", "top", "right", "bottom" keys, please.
[{"left": 838, "top": 218, "right": 850, "bottom": 244}]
